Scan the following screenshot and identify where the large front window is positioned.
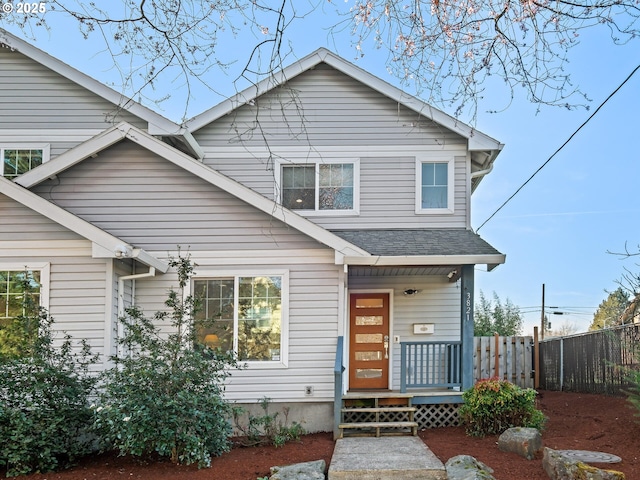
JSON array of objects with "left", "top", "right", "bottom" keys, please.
[
  {"left": 194, "top": 275, "right": 284, "bottom": 362},
  {"left": 281, "top": 162, "right": 356, "bottom": 212},
  {"left": 1, "top": 146, "right": 49, "bottom": 179}
]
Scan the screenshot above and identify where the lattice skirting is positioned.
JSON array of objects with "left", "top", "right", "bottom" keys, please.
[
  {"left": 342, "top": 403, "right": 460, "bottom": 429},
  {"left": 414, "top": 403, "right": 460, "bottom": 429}
]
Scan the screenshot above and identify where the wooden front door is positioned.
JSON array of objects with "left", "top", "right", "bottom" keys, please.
[{"left": 349, "top": 293, "right": 390, "bottom": 390}]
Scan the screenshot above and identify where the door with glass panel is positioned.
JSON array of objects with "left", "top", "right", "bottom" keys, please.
[{"left": 349, "top": 293, "right": 390, "bottom": 390}]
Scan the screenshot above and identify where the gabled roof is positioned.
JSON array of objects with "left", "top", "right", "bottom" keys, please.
[
  {"left": 0, "top": 28, "right": 203, "bottom": 158},
  {"left": 184, "top": 48, "right": 503, "bottom": 185},
  {"left": 15, "top": 122, "right": 371, "bottom": 259},
  {"left": 0, "top": 176, "right": 169, "bottom": 272}
]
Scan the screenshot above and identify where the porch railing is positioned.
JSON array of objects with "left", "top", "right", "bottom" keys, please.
[{"left": 400, "top": 341, "right": 462, "bottom": 393}]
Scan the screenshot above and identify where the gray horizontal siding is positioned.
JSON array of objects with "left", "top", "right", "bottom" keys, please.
[
  {"left": 194, "top": 64, "right": 466, "bottom": 147},
  {"left": 30, "top": 140, "right": 325, "bottom": 251},
  {"left": 133, "top": 252, "right": 341, "bottom": 403},
  {"left": 193, "top": 63, "right": 470, "bottom": 229},
  {"left": 0, "top": 49, "right": 146, "bottom": 130},
  {"left": 0, "top": 201, "right": 109, "bottom": 360}
]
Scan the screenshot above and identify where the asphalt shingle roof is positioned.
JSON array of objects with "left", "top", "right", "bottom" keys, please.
[{"left": 330, "top": 229, "right": 503, "bottom": 257}]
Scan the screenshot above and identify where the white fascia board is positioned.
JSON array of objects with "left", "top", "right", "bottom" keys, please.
[
  {"left": 131, "top": 249, "right": 170, "bottom": 273},
  {"left": 15, "top": 126, "right": 129, "bottom": 188},
  {"left": 185, "top": 50, "right": 328, "bottom": 132},
  {"left": 2, "top": 176, "right": 167, "bottom": 271},
  {"left": 2, "top": 176, "right": 128, "bottom": 255},
  {"left": 341, "top": 254, "right": 506, "bottom": 267},
  {"left": 185, "top": 45, "right": 501, "bottom": 154},
  {"left": 115, "top": 125, "right": 371, "bottom": 257},
  {"left": 0, "top": 29, "right": 182, "bottom": 135}
]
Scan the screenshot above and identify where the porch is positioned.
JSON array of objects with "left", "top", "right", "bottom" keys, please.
[{"left": 334, "top": 336, "right": 465, "bottom": 439}]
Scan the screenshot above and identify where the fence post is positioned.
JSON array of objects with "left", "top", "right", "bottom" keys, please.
[
  {"left": 533, "top": 327, "right": 539, "bottom": 389},
  {"left": 494, "top": 333, "right": 500, "bottom": 379}
]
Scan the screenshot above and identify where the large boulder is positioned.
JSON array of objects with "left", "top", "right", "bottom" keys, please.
[
  {"left": 498, "top": 427, "right": 543, "bottom": 460},
  {"left": 542, "top": 447, "right": 625, "bottom": 480},
  {"left": 269, "top": 459, "right": 326, "bottom": 480},
  {"left": 445, "top": 455, "right": 496, "bottom": 480}
]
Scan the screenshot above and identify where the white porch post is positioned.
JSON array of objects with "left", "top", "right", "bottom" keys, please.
[{"left": 461, "top": 264, "right": 475, "bottom": 390}]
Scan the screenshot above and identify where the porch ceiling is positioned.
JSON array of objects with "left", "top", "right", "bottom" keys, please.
[{"left": 349, "top": 266, "right": 456, "bottom": 277}]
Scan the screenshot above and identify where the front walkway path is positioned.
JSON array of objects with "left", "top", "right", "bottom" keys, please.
[{"left": 327, "top": 436, "right": 446, "bottom": 480}]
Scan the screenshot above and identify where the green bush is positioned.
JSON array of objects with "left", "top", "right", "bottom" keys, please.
[
  {"left": 0, "top": 273, "right": 98, "bottom": 477},
  {"left": 233, "top": 397, "right": 305, "bottom": 448},
  {"left": 459, "top": 377, "right": 546, "bottom": 437},
  {"left": 93, "top": 254, "right": 238, "bottom": 468}
]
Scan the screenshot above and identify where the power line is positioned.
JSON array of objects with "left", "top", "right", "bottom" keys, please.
[{"left": 476, "top": 63, "right": 640, "bottom": 232}]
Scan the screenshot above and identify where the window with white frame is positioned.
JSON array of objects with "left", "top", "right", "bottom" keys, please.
[
  {"left": 193, "top": 273, "right": 287, "bottom": 363},
  {"left": 0, "top": 265, "right": 49, "bottom": 355},
  {"left": 416, "top": 158, "right": 454, "bottom": 213},
  {"left": 280, "top": 161, "right": 357, "bottom": 213},
  {"left": 1, "top": 145, "right": 50, "bottom": 179}
]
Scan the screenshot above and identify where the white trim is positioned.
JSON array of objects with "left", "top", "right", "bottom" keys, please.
[
  {"left": 0, "top": 175, "right": 168, "bottom": 272},
  {"left": 1, "top": 144, "right": 50, "bottom": 177},
  {"left": 185, "top": 48, "right": 504, "bottom": 156},
  {"left": 0, "top": 262, "right": 50, "bottom": 313},
  {"left": 343, "top": 254, "right": 506, "bottom": 268},
  {"left": 415, "top": 156, "right": 455, "bottom": 215},
  {"left": 275, "top": 158, "right": 360, "bottom": 216},
  {"left": 347, "top": 289, "right": 395, "bottom": 391},
  {"left": 15, "top": 123, "right": 370, "bottom": 258},
  {"left": 187, "top": 268, "right": 290, "bottom": 369},
  {"left": 0, "top": 29, "right": 182, "bottom": 135}
]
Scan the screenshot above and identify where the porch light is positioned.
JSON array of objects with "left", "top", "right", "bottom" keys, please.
[{"left": 403, "top": 289, "right": 420, "bottom": 296}]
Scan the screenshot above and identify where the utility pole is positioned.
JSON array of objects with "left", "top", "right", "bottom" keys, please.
[{"left": 541, "top": 284, "right": 545, "bottom": 340}]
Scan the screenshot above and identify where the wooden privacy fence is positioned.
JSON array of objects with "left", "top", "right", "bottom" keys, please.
[
  {"left": 473, "top": 335, "right": 535, "bottom": 388},
  {"left": 539, "top": 324, "right": 640, "bottom": 395}
]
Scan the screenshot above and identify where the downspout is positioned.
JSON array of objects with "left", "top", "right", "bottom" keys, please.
[{"left": 116, "top": 266, "right": 156, "bottom": 357}]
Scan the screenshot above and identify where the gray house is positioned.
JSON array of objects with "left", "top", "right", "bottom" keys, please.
[{"left": 0, "top": 30, "right": 504, "bottom": 435}]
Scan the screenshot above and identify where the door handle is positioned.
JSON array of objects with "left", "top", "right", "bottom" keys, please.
[{"left": 383, "top": 335, "right": 389, "bottom": 359}]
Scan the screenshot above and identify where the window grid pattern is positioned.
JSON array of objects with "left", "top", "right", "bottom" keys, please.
[
  {"left": 0, "top": 270, "right": 41, "bottom": 324},
  {"left": 421, "top": 162, "right": 448, "bottom": 209},
  {"left": 2, "top": 149, "right": 43, "bottom": 179}
]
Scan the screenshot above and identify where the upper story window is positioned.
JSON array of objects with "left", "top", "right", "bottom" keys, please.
[
  {"left": 193, "top": 272, "right": 288, "bottom": 366},
  {"left": 416, "top": 157, "right": 455, "bottom": 214},
  {"left": 1, "top": 145, "right": 50, "bottom": 179},
  {"left": 278, "top": 160, "right": 359, "bottom": 214}
]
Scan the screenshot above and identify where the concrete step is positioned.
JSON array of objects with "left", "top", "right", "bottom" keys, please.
[{"left": 328, "top": 437, "right": 446, "bottom": 480}]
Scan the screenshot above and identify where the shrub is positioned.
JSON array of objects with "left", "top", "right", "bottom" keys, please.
[
  {"left": 93, "top": 254, "right": 238, "bottom": 468},
  {"left": 233, "top": 397, "right": 305, "bottom": 448},
  {"left": 0, "top": 273, "right": 98, "bottom": 477},
  {"left": 459, "top": 377, "right": 546, "bottom": 437}
]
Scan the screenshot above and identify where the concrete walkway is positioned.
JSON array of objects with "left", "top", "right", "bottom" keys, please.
[{"left": 327, "top": 437, "right": 446, "bottom": 480}]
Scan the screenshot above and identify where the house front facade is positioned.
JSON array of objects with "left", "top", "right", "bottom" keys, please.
[{"left": 0, "top": 30, "right": 504, "bottom": 433}]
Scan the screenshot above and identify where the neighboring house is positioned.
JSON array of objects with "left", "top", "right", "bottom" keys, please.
[{"left": 0, "top": 30, "right": 505, "bottom": 434}]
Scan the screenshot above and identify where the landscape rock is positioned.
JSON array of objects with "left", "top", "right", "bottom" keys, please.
[
  {"left": 542, "top": 447, "right": 625, "bottom": 480},
  {"left": 269, "top": 459, "right": 326, "bottom": 480},
  {"left": 445, "top": 455, "right": 496, "bottom": 480},
  {"left": 498, "top": 426, "right": 543, "bottom": 460}
]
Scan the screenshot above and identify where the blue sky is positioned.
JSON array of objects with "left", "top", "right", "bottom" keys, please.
[{"left": 3, "top": 2, "right": 640, "bottom": 335}]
